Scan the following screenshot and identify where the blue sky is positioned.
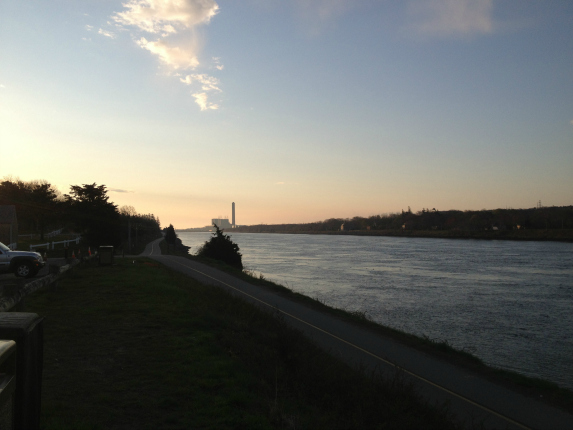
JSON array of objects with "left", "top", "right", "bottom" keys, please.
[{"left": 1, "top": 0, "right": 572, "bottom": 228}]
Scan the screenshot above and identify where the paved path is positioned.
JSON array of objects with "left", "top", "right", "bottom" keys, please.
[{"left": 144, "top": 238, "right": 573, "bottom": 430}]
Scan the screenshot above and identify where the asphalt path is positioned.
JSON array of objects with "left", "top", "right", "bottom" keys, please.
[{"left": 142, "top": 238, "right": 573, "bottom": 430}]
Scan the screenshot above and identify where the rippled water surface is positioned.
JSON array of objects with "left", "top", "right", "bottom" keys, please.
[{"left": 179, "top": 232, "right": 573, "bottom": 390}]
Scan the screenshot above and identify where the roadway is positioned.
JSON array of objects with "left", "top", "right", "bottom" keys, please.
[{"left": 143, "top": 237, "right": 573, "bottom": 429}]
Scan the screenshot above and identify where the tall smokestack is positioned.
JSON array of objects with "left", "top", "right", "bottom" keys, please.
[{"left": 232, "top": 202, "right": 235, "bottom": 228}]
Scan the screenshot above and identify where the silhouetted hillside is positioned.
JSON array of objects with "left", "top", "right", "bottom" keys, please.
[{"left": 232, "top": 206, "right": 573, "bottom": 241}]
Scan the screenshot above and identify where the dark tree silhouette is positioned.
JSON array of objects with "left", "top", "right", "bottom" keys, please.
[
  {"left": 164, "top": 224, "right": 177, "bottom": 245},
  {"left": 197, "top": 224, "right": 243, "bottom": 270},
  {"left": 0, "top": 178, "right": 59, "bottom": 238},
  {"left": 64, "top": 183, "right": 120, "bottom": 247}
]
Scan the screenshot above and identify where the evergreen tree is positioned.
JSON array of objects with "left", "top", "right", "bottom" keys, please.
[
  {"left": 64, "top": 183, "right": 120, "bottom": 247},
  {"left": 164, "top": 224, "right": 177, "bottom": 245},
  {"left": 197, "top": 224, "right": 243, "bottom": 270}
]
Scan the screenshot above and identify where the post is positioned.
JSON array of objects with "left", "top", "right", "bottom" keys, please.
[
  {"left": 0, "top": 313, "right": 44, "bottom": 430},
  {"left": 0, "top": 340, "right": 16, "bottom": 429}
]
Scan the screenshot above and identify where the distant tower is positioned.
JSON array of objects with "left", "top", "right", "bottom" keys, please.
[{"left": 232, "top": 202, "right": 235, "bottom": 228}]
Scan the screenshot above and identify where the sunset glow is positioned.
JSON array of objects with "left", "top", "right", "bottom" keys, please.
[{"left": 1, "top": 1, "right": 572, "bottom": 228}]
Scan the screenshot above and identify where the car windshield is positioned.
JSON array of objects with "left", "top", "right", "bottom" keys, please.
[{"left": 0, "top": 242, "right": 10, "bottom": 252}]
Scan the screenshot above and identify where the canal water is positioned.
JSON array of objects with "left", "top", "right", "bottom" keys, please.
[{"left": 179, "top": 232, "right": 573, "bottom": 390}]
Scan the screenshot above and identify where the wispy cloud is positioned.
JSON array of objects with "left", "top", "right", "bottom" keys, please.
[
  {"left": 113, "top": 0, "right": 219, "bottom": 33},
  {"left": 110, "top": 0, "right": 222, "bottom": 110},
  {"left": 85, "top": 24, "right": 94, "bottom": 31},
  {"left": 407, "top": 0, "right": 494, "bottom": 37},
  {"left": 212, "top": 57, "right": 224, "bottom": 70},
  {"left": 275, "top": 181, "right": 299, "bottom": 185},
  {"left": 180, "top": 74, "right": 221, "bottom": 92},
  {"left": 109, "top": 188, "right": 134, "bottom": 193},
  {"left": 0, "top": 84, "right": 5, "bottom": 89},
  {"left": 98, "top": 28, "right": 116, "bottom": 38},
  {"left": 138, "top": 37, "right": 199, "bottom": 69},
  {"left": 192, "top": 92, "right": 218, "bottom": 111}
]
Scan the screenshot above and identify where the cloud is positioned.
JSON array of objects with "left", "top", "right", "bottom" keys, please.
[
  {"left": 113, "top": 0, "right": 219, "bottom": 34},
  {"left": 180, "top": 73, "right": 221, "bottom": 92},
  {"left": 85, "top": 25, "right": 94, "bottom": 31},
  {"left": 111, "top": 0, "right": 222, "bottom": 111},
  {"left": 109, "top": 188, "right": 134, "bottom": 193},
  {"left": 0, "top": 84, "right": 5, "bottom": 89},
  {"left": 407, "top": 0, "right": 494, "bottom": 37},
  {"left": 180, "top": 72, "right": 221, "bottom": 109},
  {"left": 212, "top": 57, "right": 224, "bottom": 70},
  {"left": 98, "top": 28, "right": 116, "bottom": 38},
  {"left": 192, "top": 92, "right": 218, "bottom": 111},
  {"left": 137, "top": 37, "right": 199, "bottom": 69}
]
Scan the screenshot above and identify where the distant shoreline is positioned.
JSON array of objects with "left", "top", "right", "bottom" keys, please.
[{"left": 178, "top": 228, "right": 573, "bottom": 243}]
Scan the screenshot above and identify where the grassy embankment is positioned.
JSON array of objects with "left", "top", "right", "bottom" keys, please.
[
  {"left": 160, "top": 241, "right": 573, "bottom": 416},
  {"left": 24, "top": 257, "right": 459, "bottom": 430}
]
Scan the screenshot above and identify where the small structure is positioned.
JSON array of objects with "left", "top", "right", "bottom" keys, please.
[
  {"left": 99, "top": 246, "right": 114, "bottom": 265},
  {"left": 0, "top": 205, "right": 18, "bottom": 247},
  {"left": 212, "top": 217, "right": 232, "bottom": 229}
]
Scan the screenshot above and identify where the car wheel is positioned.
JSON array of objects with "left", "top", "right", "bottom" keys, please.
[{"left": 15, "top": 262, "right": 33, "bottom": 278}]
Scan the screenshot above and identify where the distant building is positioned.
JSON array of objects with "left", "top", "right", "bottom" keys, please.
[
  {"left": 0, "top": 205, "right": 18, "bottom": 247},
  {"left": 212, "top": 217, "right": 232, "bottom": 229}
]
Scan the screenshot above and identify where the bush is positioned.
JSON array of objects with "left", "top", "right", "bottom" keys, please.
[{"left": 196, "top": 225, "right": 243, "bottom": 270}]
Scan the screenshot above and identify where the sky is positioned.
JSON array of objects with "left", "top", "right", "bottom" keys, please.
[{"left": 1, "top": 0, "right": 572, "bottom": 229}]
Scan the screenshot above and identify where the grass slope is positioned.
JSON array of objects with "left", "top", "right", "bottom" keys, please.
[{"left": 25, "top": 258, "right": 459, "bottom": 430}]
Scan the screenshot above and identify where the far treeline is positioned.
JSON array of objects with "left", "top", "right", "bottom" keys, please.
[
  {"left": 232, "top": 206, "right": 573, "bottom": 241},
  {"left": 0, "top": 178, "right": 162, "bottom": 250}
]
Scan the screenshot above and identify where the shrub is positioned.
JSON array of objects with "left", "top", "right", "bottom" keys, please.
[{"left": 196, "top": 225, "right": 243, "bottom": 269}]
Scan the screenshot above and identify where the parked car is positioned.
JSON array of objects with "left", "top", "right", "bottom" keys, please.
[{"left": 0, "top": 242, "right": 45, "bottom": 278}]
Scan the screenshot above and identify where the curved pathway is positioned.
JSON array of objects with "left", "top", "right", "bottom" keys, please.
[{"left": 144, "top": 238, "right": 573, "bottom": 430}]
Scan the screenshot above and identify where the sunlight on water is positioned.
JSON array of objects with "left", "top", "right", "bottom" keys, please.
[{"left": 179, "top": 232, "right": 573, "bottom": 390}]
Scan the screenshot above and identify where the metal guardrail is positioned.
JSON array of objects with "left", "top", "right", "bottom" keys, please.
[
  {"left": 17, "top": 234, "right": 36, "bottom": 239},
  {"left": 19, "top": 228, "right": 64, "bottom": 240},
  {"left": 44, "top": 228, "right": 63, "bottom": 239},
  {"left": 28, "top": 243, "right": 50, "bottom": 252},
  {"left": 48, "top": 237, "right": 80, "bottom": 250},
  {"left": 29, "top": 236, "right": 80, "bottom": 251}
]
